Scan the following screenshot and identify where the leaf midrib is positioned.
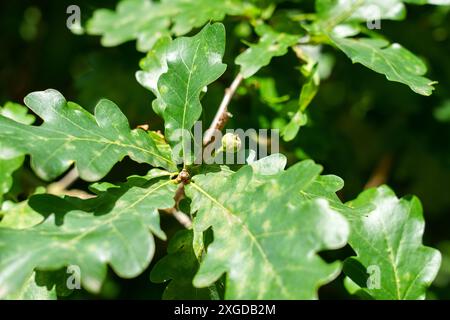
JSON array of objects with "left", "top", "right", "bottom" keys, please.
[
  {"left": 180, "top": 39, "right": 201, "bottom": 166},
  {"left": 0, "top": 118, "right": 173, "bottom": 165},
  {"left": 0, "top": 179, "right": 174, "bottom": 279},
  {"left": 190, "top": 181, "right": 291, "bottom": 298}
]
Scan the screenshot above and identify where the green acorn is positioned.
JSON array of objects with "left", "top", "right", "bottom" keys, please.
[{"left": 221, "top": 133, "right": 242, "bottom": 153}]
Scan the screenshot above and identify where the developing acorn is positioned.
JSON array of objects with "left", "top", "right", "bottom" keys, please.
[
  {"left": 221, "top": 133, "right": 242, "bottom": 153},
  {"left": 176, "top": 169, "right": 190, "bottom": 183}
]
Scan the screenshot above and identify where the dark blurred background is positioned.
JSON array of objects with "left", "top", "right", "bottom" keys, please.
[{"left": 0, "top": 1, "right": 449, "bottom": 299}]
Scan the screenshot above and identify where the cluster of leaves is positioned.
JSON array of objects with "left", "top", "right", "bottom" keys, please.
[{"left": 0, "top": 0, "right": 447, "bottom": 299}]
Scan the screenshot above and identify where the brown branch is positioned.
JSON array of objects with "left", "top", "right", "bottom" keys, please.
[
  {"left": 161, "top": 177, "right": 193, "bottom": 228},
  {"left": 203, "top": 73, "right": 244, "bottom": 146},
  {"left": 55, "top": 189, "right": 96, "bottom": 199},
  {"left": 159, "top": 169, "right": 193, "bottom": 228},
  {"left": 47, "top": 168, "right": 96, "bottom": 199},
  {"left": 364, "top": 154, "right": 393, "bottom": 189},
  {"left": 47, "top": 167, "right": 79, "bottom": 194},
  {"left": 162, "top": 207, "right": 192, "bottom": 228}
]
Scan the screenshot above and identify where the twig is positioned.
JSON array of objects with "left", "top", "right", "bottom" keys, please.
[
  {"left": 203, "top": 73, "right": 244, "bottom": 146},
  {"left": 56, "top": 189, "right": 96, "bottom": 199},
  {"left": 46, "top": 167, "right": 95, "bottom": 199},
  {"left": 173, "top": 180, "right": 187, "bottom": 203},
  {"left": 160, "top": 180, "right": 192, "bottom": 228},
  {"left": 170, "top": 174, "right": 193, "bottom": 227},
  {"left": 173, "top": 210, "right": 192, "bottom": 228},
  {"left": 47, "top": 167, "right": 79, "bottom": 195},
  {"left": 364, "top": 154, "right": 393, "bottom": 189},
  {"left": 162, "top": 207, "right": 192, "bottom": 229}
]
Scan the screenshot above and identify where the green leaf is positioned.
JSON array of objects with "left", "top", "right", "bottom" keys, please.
[
  {"left": 403, "top": 0, "right": 450, "bottom": 4},
  {"left": 136, "top": 36, "right": 173, "bottom": 99},
  {"left": 4, "top": 272, "right": 56, "bottom": 300},
  {"left": 87, "top": 0, "right": 253, "bottom": 52},
  {"left": 153, "top": 23, "right": 227, "bottom": 163},
  {"left": 247, "top": 153, "right": 287, "bottom": 177},
  {"left": 248, "top": 77, "right": 291, "bottom": 107},
  {"left": 0, "top": 89, "right": 176, "bottom": 182},
  {"left": 282, "top": 47, "right": 321, "bottom": 141},
  {"left": 236, "top": 24, "right": 299, "bottom": 78},
  {"left": 0, "top": 187, "right": 57, "bottom": 300},
  {"left": 167, "top": 0, "right": 249, "bottom": 36},
  {"left": 0, "top": 102, "right": 35, "bottom": 201},
  {"left": 0, "top": 157, "right": 24, "bottom": 202},
  {"left": 282, "top": 111, "right": 308, "bottom": 141},
  {"left": 86, "top": 0, "right": 173, "bottom": 52},
  {"left": 344, "top": 185, "right": 441, "bottom": 299},
  {"left": 330, "top": 37, "right": 436, "bottom": 96},
  {"left": 0, "top": 102, "right": 35, "bottom": 125},
  {"left": 150, "top": 229, "right": 214, "bottom": 299},
  {"left": 185, "top": 157, "right": 350, "bottom": 299},
  {"left": 148, "top": 131, "right": 175, "bottom": 165},
  {"left": 0, "top": 176, "right": 177, "bottom": 298},
  {"left": 315, "top": 0, "right": 449, "bottom": 36},
  {"left": 316, "top": 0, "right": 406, "bottom": 25},
  {"left": 0, "top": 199, "right": 44, "bottom": 229}
]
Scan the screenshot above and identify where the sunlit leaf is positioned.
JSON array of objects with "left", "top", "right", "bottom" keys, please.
[
  {"left": 186, "top": 157, "right": 350, "bottom": 299},
  {"left": 0, "top": 89, "right": 176, "bottom": 182},
  {"left": 0, "top": 102, "right": 35, "bottom": 201},
  {"left": 0, "top": 175, "right": 177, "bottom": 297},
  {"left": 87, "top": 0, "right": 253, "bottom": 52},
  {"left": 153, "top": 23, "right": 227, "bottom": 163},
  {"left": 330, "top": 37, "right": 436, "bottom": 95},
  {"left": 344, "top": 186, "right": 441, "bottom": 299},
  {"left": 236, "top": 24, "right": 299, "bottom": 78}
]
